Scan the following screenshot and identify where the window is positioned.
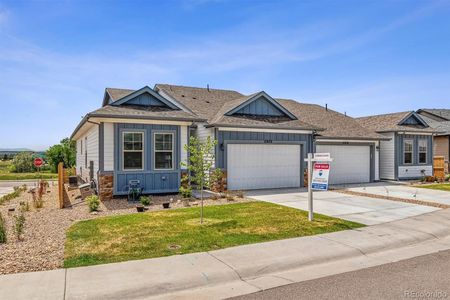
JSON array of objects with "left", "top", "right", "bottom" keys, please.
[
  {"left": 122, "top": 132, "right": 144, "bottom": 170},
  {"left": 403, "top": 139, "right": 413, "bottom": 164},
  {"left": 419, "top": 139, "right": 428, "bottom": 164},
  {"left": 154, "top": 133, "right": 174, "bottom": 170}
]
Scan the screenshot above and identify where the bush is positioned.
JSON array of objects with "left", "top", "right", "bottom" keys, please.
[
  {"left": 140, "top": 196, "right": 152, "bottom": 206},
  {"left": 11, "top": 152, "right": 35, "bottom": 173},
  {"left": 0, "top": 212, "right": 7, "bottom": 244},
  {"left": 14, "top": 212, "right": 25, "bottom": 241},
  {"left": 179, "top": 174, "right": 193, "bottom": 198},
  {"left": 210, "top": 168, "right": 226, "bottom": 192},
  {"left": 445, "top": 175, "right": 450, "bottom": 182},
  {"left": 87, "top": 195, "right": 100, "bottom": 212}
]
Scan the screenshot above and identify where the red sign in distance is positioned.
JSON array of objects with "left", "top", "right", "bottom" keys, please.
[
  {"left": 314, "top": 163, "right": 330, "bottom": 170},
  {"left": 34, "top": 157, "right": 44, "bottom": 168}
]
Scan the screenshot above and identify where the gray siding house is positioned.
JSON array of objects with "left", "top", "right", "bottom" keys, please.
[
  {"left": 71, "top": 84, "right": 386, "bottom": 200},
  {"left": 357, "top": 111, "right": 438, "bottom": 180}
]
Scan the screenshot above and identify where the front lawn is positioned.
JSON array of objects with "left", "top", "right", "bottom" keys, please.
[
  {"left": 418, "top": 183, "right": 450, "bottom": 192},
  {"left": 64, "top": 201, "right": 364, "bottom": 268}
]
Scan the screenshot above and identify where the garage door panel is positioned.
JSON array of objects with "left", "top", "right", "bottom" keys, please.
[
  {"left": 227, "top": 144, "right": 301, "bottom": 190},
  {"left": 316, "top": 144, "right": 371, "bottom": 185}
]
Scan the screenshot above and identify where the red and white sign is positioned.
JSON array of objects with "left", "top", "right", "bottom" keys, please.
[
  {"left": 34, "top": 157, "right": 44, "bottom": 168},
  {"left": 311, "top": 163, "right": 330, "bottom": 191}
]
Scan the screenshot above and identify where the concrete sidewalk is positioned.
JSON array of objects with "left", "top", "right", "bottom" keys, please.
[{"left": 2, "top": 209, "right": 450, "bottom": 300}]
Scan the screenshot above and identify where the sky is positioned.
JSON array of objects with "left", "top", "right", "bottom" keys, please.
[{"left": 1, "top": 0, "right": 450, "bottom": 150}]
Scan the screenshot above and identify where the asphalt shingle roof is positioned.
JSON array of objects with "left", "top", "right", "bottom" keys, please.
[{"left": 356, "top": 111, "right": 439, "bottom": 133}]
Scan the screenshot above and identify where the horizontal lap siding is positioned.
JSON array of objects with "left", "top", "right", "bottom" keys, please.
[
  {"left": 397, "top": 134, "right": 433, "bottom": 179},
  {"left": 380, "top": 133, "right": 395, "bottom": 180},
  {"left": 114, "top": 123, "right": 180, "bottom": 195},
  {"left": 75, "top": 125, "right": 99, "bottom": 183}
]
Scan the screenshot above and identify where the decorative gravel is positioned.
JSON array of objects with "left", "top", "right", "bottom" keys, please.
[{"left": 0, "top": 184, "right": 250, "bottom": 275}]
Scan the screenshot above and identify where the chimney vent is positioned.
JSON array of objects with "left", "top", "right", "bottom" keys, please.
[
  {"left": 207, "top": 84, "right": 210, "bottom": 92},
  {"left": 325, "top": 104, "right": 328, "bottom": 111}
]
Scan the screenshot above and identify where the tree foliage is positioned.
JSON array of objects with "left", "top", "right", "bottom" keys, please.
[
  {"left": 46, "top": 138, "right": 76, "bottom": 172},
  {"left": 182, "top": 136, "right": 217, "bottom": 224},
  {"left": 11, "top": 152, "right": 35, "bottom": 173}
]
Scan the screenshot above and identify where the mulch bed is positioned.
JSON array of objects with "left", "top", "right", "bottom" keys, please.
[
  {"left": 335, "top": 189, "right": 450, "bottom": 209},
  {"left": 0, "top": 184, "right": 250, "bottom": 275}
]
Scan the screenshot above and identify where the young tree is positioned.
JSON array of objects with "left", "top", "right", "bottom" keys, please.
[
  {"left": 182, "top": 136, "right": 217, "bottom": 224},
  {"left": 46, "top": 138, "right": 76, "bottom": 172}
]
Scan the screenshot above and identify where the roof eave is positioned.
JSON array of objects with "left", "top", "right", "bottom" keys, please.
[
  {"left": 206, "top": 123, "right": 324, "bottom": 132},
  {"left": 316, "top": 136, "right": 391, "bottom": 141}
]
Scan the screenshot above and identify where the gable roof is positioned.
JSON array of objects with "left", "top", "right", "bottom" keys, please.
[
  {"left": 419, "top": 114, "right": 450, "bottom": 135},
  {"left": 356, "top": 111, "right": 438, "bottom": 133},
  {"left": 103, "top": 88, "right": 135, "bottom": 106},
  {"left": 417, "top": 109, "right": 450, "bottom": 121},
  {"left": 110, "top": 86, "right": 180, "bottom": 110},
  {"left": 156, "top": 84, "right": 320, "bottom": 131}
]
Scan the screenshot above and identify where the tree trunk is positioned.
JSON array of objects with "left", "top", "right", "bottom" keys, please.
[{"left": 200, "top": 176, "right": 204, "bottom": 224}]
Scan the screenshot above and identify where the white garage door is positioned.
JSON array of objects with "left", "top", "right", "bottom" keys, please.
[
  {"left": 227, "top": 144, "right": 301, "bottom": 190},
  {"left": 316, "top": 144, "right": 371, "bottom": 185}
]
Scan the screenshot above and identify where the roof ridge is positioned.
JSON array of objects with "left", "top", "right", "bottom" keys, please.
[
  {"left": 155, "top": 83, "right": 243, "bottom": 94},
  {"left": 356, "top": 110, "right": 413, "bottom": 119}
]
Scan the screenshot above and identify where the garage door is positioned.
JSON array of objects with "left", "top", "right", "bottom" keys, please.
[
  {"left": 316, "top": 144, "right": 371, "bottom": 185},
  {"left": 227, "top": 144, "right": 301, "bottom": 190}
]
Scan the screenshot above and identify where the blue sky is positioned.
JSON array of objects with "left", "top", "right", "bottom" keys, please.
[{"left": 1, "top": 0, "right": 450, "bottom": 150}]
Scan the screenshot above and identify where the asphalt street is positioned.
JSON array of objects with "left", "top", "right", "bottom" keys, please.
[{"left": 232, "top": 249, "right": 450, "bottom": 300}]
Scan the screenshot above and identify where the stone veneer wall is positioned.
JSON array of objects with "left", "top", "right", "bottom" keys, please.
[{"left": 99, "top": 172, "right": 114, "bottom": 201}]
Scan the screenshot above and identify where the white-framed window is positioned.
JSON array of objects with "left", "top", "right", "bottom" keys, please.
[
  {"left": 419, "top": 139, "right": 428, "bottom": 164},
  {"left": 403, "top": 139, "right": 414, "bottom": 164},
  {"left": 153, "top": 132, "right": 174, "bottom": 170},
  {"left": 122, "top": 132, "right": 144, "bottom": 170}
]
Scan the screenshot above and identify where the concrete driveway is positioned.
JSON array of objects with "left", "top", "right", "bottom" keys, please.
[
  {"left": 246, "top": 188, "right": 438, "bottom": 225},
  {"left": 345, "top": 182, "right": 450, "bottom": 206}
]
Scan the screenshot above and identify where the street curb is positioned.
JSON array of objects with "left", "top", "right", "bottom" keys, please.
[{"left": 2, "top": 209, "right": 450, "bottom": 300}]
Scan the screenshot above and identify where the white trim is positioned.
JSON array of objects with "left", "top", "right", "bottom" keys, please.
[
  {"left": 403, "top": 138, "right": 414, "bottom": 165},
  {"left": 398, "top": 132, "right": 434, "bottom": 136},
  {"left": 153, "top": 132, "right": 175, "bottom": 171},
  {"left": 316, "top": 139, "right": 379, "bottom": 144},
  {"left": 122, "top": 131, "right": 145, "bottom": 171},
  {"left": 217, "top": 127, "right": 313, "bottom": 134},
  {"left": 90, "top": 117, "right": 192, "bottom": 126}
]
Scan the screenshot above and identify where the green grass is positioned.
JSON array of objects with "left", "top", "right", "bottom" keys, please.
[
  {"left": 418, "top": 183, "right": 450, "bottom": 192},
  {"left": 64, "top": 202, "right": 364, "bottom": 268},
  {"left": 0, "top": 160, "right": 57, "bottom": 180}
]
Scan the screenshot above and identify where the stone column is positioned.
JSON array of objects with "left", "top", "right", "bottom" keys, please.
[{"left": 98, "top": 172, "right": 114, "bottom": 201}]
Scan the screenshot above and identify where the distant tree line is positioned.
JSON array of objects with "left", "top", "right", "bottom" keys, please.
[{"left": 7, "top": 138, "right": 76, "bottom": 173}]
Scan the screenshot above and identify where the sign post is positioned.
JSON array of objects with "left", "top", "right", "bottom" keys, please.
[{"left": 304, "top": 153, "right": 333, "bottom": 221}]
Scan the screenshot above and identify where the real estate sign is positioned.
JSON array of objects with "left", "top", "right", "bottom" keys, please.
[{"left": 311, "top": 163, "right": 330, "bottom": 191}]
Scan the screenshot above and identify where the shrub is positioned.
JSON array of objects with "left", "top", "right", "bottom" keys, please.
[
  {"left": 179, "top": 174, "right": 193, "bottom": 198},
  {"left": 226, "top": 193, "right": 235, "bottom": 202},
  {"left": 14, "top": 212, "right": 25, "bottom": 241},
  {"left": 445, "top": 175, "right": 450, "bottom": 182},
  {"left": 235, "top": 191, "right": 244, "bottom": 198},
  {"left": 140, "top": 196, "right": 152, "bottom": 206},
  {"left": 0, "top": 212, "right": 7, "bottom": 244},
  {"left": 210, "top": 168, "right": 226, "bottom": 192},
  {"left": 87, "top": 195, "right": 100, "bottom": 212},
  {"left": 0, "top": 185, "right": 27, "bottom": 205},
  {"left": 19, "top": 201, "right": 30, "bottom": 212},
  {"left": 11, "top": 152, "right": 35, "bottom": 173}
]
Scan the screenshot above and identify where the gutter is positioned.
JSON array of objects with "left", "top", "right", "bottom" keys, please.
[
  {"left": 205, "top": 123, "right": 325, "bottom": 132},
  {"left": 316, "top": 136, "right": 391, "bottom": 141},
  {"left": 70, "top": 113, "right": 206, "bottom": 140}
]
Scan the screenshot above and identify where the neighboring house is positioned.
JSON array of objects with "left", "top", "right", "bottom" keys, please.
[
  {"left": 356, "top": 111, "right": 438, "bottom": 180},
  {"left": 417, "top": 109, "right": 450, "bottom": 173},
  {"left": 70, "top": 84, "right": 386, "bottom": 200}
]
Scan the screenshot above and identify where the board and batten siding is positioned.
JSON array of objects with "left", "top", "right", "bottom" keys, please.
[
  {"left": 397, "top": 134, "right": 433, "bottom": 179},
  {"left": 113, "top": 123, "right": 181, "bottom": 195},
  {"left": 75, "top": 124, "right": 99, "bottom": 182},
  {"left": 379, "top": 132, "right": 396, "bottom": 180}
]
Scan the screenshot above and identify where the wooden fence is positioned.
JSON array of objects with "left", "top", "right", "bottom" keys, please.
[
  {"left": 57, "top": 163, "right": 75, "bottom": 209},
  {"left": 434, "top": 156, "right": 445, "bottom": 181}
]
